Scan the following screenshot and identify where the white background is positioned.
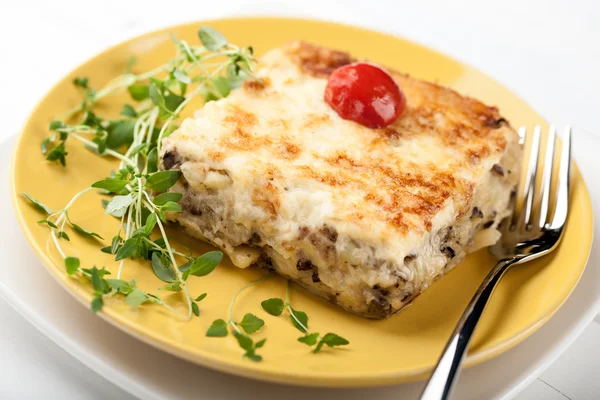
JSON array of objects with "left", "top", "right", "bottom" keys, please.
[{"left": 1, "top": 0, "right": 599, "bottom": 399}]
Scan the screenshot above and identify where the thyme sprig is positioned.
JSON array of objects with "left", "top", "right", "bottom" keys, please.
[
  {"left": 24, "top": 26, "right": 257, "bottom": 321},
  {"left": 206, "top": 276, "right": 269, "bottom": 361},
  {"left": 261, "top": 282, "right": 349, "bottom": 353}
]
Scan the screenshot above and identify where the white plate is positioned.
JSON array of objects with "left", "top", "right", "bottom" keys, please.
[{"left": 2, "top": 130, "right": 599, "bottom": 400}]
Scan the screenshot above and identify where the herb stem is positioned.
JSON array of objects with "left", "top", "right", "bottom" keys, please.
[
  {"left": 155, "top": 86, "right": 201, "bottom": 153},
  {"left": 70, "top": 133, "right": 135, "bottom": 166},
  {"left": 50, "top": 228, "right": 67, "bottom": 259},
  {"left": 94, "top": 74, "right": 136, "bottom": 99},
  {"left": 137, "top": 62, "right": 178, "bottom": 81},
  {"left": 45, "top": 185, "right": 96, "bottom": 261},
  {"left": 144, "top": 108, "right": 159, "bottom": 150},
  {"left": 142, "top": 191, "right": 155, "bottom": 210},
  {"left": 285, "top": 281, "right": 312, "bottom": 335},
  {"left": 143, "top": 238, "right": 190, "bottom": 259},
  {"left": 117, "top": 205, "right": 134, "bottom": 278},
  {"left": 136, "top": 180, "right": 143, "bottom": 228},
  {"left": 36, "top": 27, "right": 259, "bottom": 320},
  {"left": 154, "top": 214, "right": 193, "bottom": 320},
  {"left": 155, "top": 60, "right": 230, "bottom": 153},
  {"left": 228, "top": 275, "right": 270, "bottom": 333},
  {"left": 62, "top": 187, "right": 95, "bottom": 211}
]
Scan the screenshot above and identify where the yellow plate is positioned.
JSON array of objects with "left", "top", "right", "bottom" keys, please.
[{"left": 10, "top": 17, "right": 593, "bottom": 387}]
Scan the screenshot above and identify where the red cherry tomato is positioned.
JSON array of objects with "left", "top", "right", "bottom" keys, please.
[{"left": 324, "top": 62, "right": 406, "bottom": 128}]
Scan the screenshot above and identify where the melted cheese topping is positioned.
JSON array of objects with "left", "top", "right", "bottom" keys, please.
[{"left": 161, "top": 42, "right": 520, "bottom": 263}]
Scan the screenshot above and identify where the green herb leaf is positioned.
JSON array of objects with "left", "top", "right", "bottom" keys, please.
[
  {"left": 149, "top": 82, "right": 166, "bottom": 109},
  {"left": 92, "top": 179, "right": 129, "bottom": 193},
  {"left": 106, "top": 279, "right": 132, "bottom": 294},
  {"left": 290, "top": 308, "right": 309, "bottom": 333},
  {"left": 89, "top": 266, "right": 109, "bottom": 294},
  {"left": 146, "top": 147, "right": 158, "bottom": 173},
  {"left": 82, "top": 111, "right": 102, "bottom": 127},
  {"left": 23, "top": 192, "right": 52, "bottom": 214},
  {"left": 107, "top": 120, "right": 135, "bottom": 149},
  {"left": 260, "top": 298, "right": 285, "bottom": 316},
  {"left": 233, "top": 332, "right": 263, "bottom": 362},
  {"left": 198, "top": 26, "right": 228, "bottom": 51},
  {"left": 115, "top": 237, "right": 138, "bottom": 260},
  {"left": 314, "top": 333, "right": 349, "bottom": 353},
  {"left": 57, "top": 230, "right": 71, "bottom": 241},
  {"left": 226, "top": 63, "right": 249, "bottom": 89},
  {"left": 125, "top": 289, "right": 148, "bottom": 307},
  {"left": 212, "top": 76, "right": 230, "bottom": 98},
  {"left": 129, "top": 143, "right": 147, "bottom": 156},
  {"left": 206, "top": 319, "right": 228, "bottom": 337},
  {"left": 41, "top": 138, "right": 51, "bottom": 154},
  {"left": 38, "top": 219, "right": 58, "bottom": 229},
  {"left": 92, "top": 130, "right": 108, "bottom": 154},
  {"left": 146, "top": 170, "right": 181, "bottom": 191},
  {"left": 181, "top": 269, "right": 190, "bottom": 281},
  {"left": 179, "top": 260, "right": 192, "bottom": 273},
  {"left": 151, "top": 252, "right": 176, "bottom": 282},
  {"left": 100, "top": 245, "right": 112, "bottom": 254},
  {"left": 160, "top": 201, "right": 182, "bottom": 213},
  {"left": 203, "top": 90, "right": 219, "bottom": 103},
  {"left": 105, "top": 194, "right": 133, "bottom": 216},
  {"left": 246, "top": 353, "right": 262, "bottom": 362},
  {"left": 239, "top": 313, "right": 265, "bottom": 334},
  {"left": 65, "top": 257, "right": 80, "bottom": 275},
  {"left": 120, "top": 104, "right": 137, "bottom": 118},
  {"left": 255, "top": 338, "right": 266, "bottom": 349},
  {"left": 71, "top": 222, "right": 104, "bottom": 239},
  {"left": 195, "top": 293, "right": 207, "bottom": 302},
  {"left": 73, "top": 76, "right": 89, "bottom": 88},
  {"left": 298, "top": 332, "right": 319, "bottom": 346},
  {"left": 49, "top": 120, "right": 65, "bottom": 131},
  {"left": 233, "top": 331, "right": 253, "bottom": 351},
  {"left": 153, "top": 192, "right": 182, "bottom": 206},
  {"left": 144, "top": 213, "right": 157, "bottom": 234},
  {"left": 46, "top": 142, "right": 67, "bottom": 166},
  {"left": 128, "top": 84, "right": 149, "bottom": 101},
  {"left": 90, "top": 296, "right": 103, "bottom": 313},
  {"left": 110, "top": 235, "right": 122, "bottom": 254},
  {"left": 162, "top": 281, "right": 182, "bottom": 292},
  {"left": 146, "top": 293, "right": 160, "bottom": 303},
  {"left": 173, "top": 69, "right": 191, "bottom": 84},
  {"left": 189, "top": 251, "right": 223, "bottom": 277},
  {"left": 102, "top": 199, "right": 127, "bottom": 218},
  {"left": 191, "top": 302, "right": 200, "bottom": 317},
  {"left": 164, "top": 91, "right": 185, "bottom": 113}
]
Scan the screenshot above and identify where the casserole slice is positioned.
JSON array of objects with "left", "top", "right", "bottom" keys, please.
[{"left": 159, "top": 42, "right": 521, "bottom": 318}]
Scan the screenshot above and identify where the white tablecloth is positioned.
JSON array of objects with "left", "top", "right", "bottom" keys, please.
[{"left": 1, "top": 1, "right": 599, "bottom": 398}]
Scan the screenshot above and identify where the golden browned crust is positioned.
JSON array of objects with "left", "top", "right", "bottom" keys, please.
[
  {"left": 226, "top": 42, "right": 511, "bottom": 235},
  {"left": 186, "top": 42, "right": 517, "bottom": 237},
  {"left": 284, "top": 41, "right": 355, "bottom": 77}
]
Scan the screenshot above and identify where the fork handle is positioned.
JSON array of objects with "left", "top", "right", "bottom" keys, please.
[{"left": 420, "top": 259, "right": 515, "bottom": 400}]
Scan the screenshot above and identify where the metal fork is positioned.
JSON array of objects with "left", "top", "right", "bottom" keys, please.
[{"left": 420, "top": 125, "right": 572, "bottom": 400}]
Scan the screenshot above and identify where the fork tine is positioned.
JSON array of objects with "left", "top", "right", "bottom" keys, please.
[
  {"left": 508, "top": 127, "right": 527, "bottom": 229},
  {"left": 521, "top": 126, "right": 541, "bottom": 229},
  {"left": 549, "top": 126, "right": 572, "bottom": 230},
  {"left": 538, "top": 126, "right": 556, "bottom": 228}
]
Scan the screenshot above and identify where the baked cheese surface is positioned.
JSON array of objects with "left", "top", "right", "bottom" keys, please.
[
  {"left": 164, "top": 42, "right": 517, "bottom": 259},
  {"left": 160, "top": 42, "right": 521, "bottom": 318}
]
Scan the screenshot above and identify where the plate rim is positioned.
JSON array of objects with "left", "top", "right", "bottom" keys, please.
[{"left": 8, "top": 16, "right": 595, "bottom": 387}]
